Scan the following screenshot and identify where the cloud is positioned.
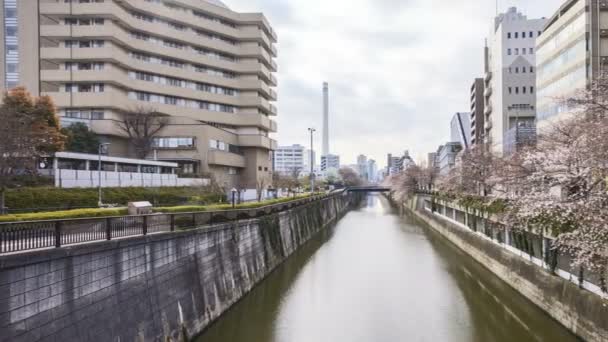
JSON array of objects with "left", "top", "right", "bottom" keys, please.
[{"left": 225, "top": 0, "right": 564, "bottom": 166}]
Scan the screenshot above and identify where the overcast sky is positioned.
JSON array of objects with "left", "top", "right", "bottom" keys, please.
[{"left": 225, "top": 0, "right": 564, "bottom": 167}]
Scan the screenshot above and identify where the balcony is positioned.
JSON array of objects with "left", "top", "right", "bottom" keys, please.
[
  {"left": 208, "top": 150, "right": 246, "bottom": 168},
  {"left": 484, "top": 86, "right": 492, "bottom": 97},
  {"left": 238, "top": 135, "right": 277, "bottom": 150},
  {"left": 484, "top": 104, "right": 492, "bottom": 115},
  {"left": 484, "top": 71, "right": 492, "bottom": 82}
]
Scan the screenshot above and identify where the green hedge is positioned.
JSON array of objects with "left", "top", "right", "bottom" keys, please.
[
  {"left": 5, "top": 187, "right": 225, "bottom": 211},
  {"left": 153, "top": 194, "right": 313, "bottom": 214},
  {"left": 0, "top": 208, "right": 128, "bottom": 222},
  {"left": 0, "top": 194, "right": 318, "bottom": 223}
]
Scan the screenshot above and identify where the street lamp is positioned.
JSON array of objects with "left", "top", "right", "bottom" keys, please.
[
  {"left": 98, "top": 142, "right": 110, "bottom": 207},
  {"left": 307, "top": 128, "right": 316, "bottom": 196},
  {"left": 231, "top": 188, "right": 237, "bottom": 208}
]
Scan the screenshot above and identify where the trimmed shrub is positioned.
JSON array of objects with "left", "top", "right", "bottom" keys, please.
[
  {"left": 5, "top": 186, "right": 225, "bottom": 211},
  {"left": 0, "top": 208, "right": 128, "bottom": 222}
]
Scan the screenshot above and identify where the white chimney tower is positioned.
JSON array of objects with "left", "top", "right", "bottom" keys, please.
[{"left": 322, "top": 82, "right": 329, "bottom": 156}]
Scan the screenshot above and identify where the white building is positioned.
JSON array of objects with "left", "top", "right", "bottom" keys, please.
[
  {"left": 321, "top": 154, "right": 340, "bottom": 172},
  {"left": 387, "top": 151, "right": 415, "bottom": 176},
  {"left": 367, "top": 159, "right": 377, "bottom": 183},
  {"left": 484, "top": 7, "right": 546, "bottom": 155},
  {"left": 274, "top": 144, "right": 306, "bottom": 175},
  {"left": 356, "top": 154, "right": 368, "bottom": 180}
]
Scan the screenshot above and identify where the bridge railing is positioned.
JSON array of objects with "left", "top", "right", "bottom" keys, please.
[{"left": 0, "top": 192, "right": 341, "bottom": 254}]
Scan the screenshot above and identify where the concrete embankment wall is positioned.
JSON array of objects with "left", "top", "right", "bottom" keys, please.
[
  {"left": 402, "top": 195, "right": 608, "bottom": 342},
  {"left": 0, "top": 193, "right": 358, "bottom": 342}
]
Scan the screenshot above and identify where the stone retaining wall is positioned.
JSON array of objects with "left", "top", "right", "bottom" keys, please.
[
  {"left": 404, "top": 195, "right": 608, "bottom": 342},
  {"left": 0, "top": 193, "right": 358, "bottom": 342}
]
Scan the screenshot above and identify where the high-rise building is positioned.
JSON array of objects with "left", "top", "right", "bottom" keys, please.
[
  {"left": 536, "top": 0, "right": 608, "bottom": 130},
  {"left": 1, "top": 0, "right": 277, "bottom": 193},
  {"left": 427, "top": 152, "right": 437, "bottom": 170},
  {"left": 367, "top": 159, "right": 377, "bottom": 183},
  {"left": 470, "top": 78, "right": 485, "bottom": 145},
  {"left": 356, "top": 154, "right": 368, "bottom": 180},
  {"left": 274, "top": 144, "right": 305, "bottom": 175},
  {"left": 450, "top": 112, "right": 471, "bottom": 149},
  {"left": 484, "top": 7, "right": 546, "bottom": 155},
  {"left": 321, "top": 154, "right": 340, "bottom": 172}
]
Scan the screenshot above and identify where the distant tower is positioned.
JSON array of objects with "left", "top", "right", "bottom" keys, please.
[{"left": 322, "top": 82, "right": 329, "bottom": 156}]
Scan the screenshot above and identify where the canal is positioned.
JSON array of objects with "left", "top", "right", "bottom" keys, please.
[{"left": 196, "top": 194, "right": 579, "bottom": 342}]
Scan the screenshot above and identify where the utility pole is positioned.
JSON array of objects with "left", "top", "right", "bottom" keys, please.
[
  {"left": 308, "top": 128, "right": 316, "bottom": 195},
  {"left": 98, "top": 143, "right": 110, "bottom": 207}
]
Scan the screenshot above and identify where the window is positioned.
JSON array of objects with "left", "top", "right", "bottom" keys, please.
[
  {"left": 522, "top": 32, "right": 526, "bottom": 38},
  {"left": 508, "top": 67, "right": 512, "bottom": 73},
  {"left": 164, "top": 96, "right": 178, "bottom": 105},
  {"left": 508, "top": 87, "right": 512, "bottom": 94},
  {"left": 515, "top": 87, "right": 519, "bottom": 94},
  {"left": 514, "top": 48, "right": 519, "bottom": 55},
  {"left": 530, "top": 86, "right": 534, "bottom": 94},
  {"left": 529, "top": 48, "right": 533, "bottom": 54},
  {"left": 507, "top": 32, "right": 511, "bottom": 39},
  {"left": 514, "top": 32, "right": 518, "bottom": 39},
  {"left": 507, "top": 48, "right": 512, "bottom": 55},
  {"left": 515, "top": 67, "right": 519, "bottom": 73},
  {"left": 522, "top": 67, "right": 526, "bottom": 73},
  {"left": 227, "top": 167, "right": 237, "bottom": 175},
  {"left": 522, "top": 87, "right": 527, "bottom": 94},
  {"left": 529, "top": 31, "right": 533, "bottom": 37},
  {"left": 530, "top": 66, "right": 534, "bottom": 73},
  {"left": 136, "top": 92, "right": 151, "bottom": 101},
  {"left": 135, "top": 72, "right": 154, "bottom": 82},
  {"left": 152, "top": 137, "right": 195, "bottom": 149},
  {"left": 522, "top": 48, "right": 526, "bottom": 55}
]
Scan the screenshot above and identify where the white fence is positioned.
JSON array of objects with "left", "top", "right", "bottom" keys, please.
[{"left": 54, "top": 169, "right": 209, "bottom": 188}]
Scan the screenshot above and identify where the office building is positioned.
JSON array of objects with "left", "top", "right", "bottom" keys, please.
[
  {"left": 450, "top": 112, "right": 471, "bottom": 149},
  {"left": 367, "top": 159, "right": 377, "bottom": 183},
  {"left": 0, "top": 0, "right": 278, "bottom": 193},
  {"left": 470, "top": 78, "right": 485, "bottom": 145},
  {"left": 356, "top": 154, "right": 368, "bottom": 180},
  {"left": 484, "top": 7, "right": 546, "bottom": 155},
  {"left": 436, "top": 143, "right": 463, "bottom": 176},
  {"left": 274, "top": 144, "right": 305, "bottom": 175},
  {"left": 321, "top": 154, "right": 340, "bottom": 172},
  {"left": 427, "top": 152, "right": 438, "bottom": 170},
  {"left": 536, "top": 0, "right": 608, "bottom": 129}
]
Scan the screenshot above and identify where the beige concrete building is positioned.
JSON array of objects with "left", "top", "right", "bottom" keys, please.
[
  {"left": 536, "top": 0, "right": 608, "bottom": 129},
  {"left": 0, "top": 0, "right": 278, "bottom": 194}
]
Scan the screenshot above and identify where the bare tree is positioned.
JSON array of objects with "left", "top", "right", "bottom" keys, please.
[{"left": 116, "top": 106, "right": 168, "bottom": 159}]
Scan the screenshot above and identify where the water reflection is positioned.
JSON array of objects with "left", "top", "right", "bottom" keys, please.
[{"left": 197, "top": 195, "right": 579, "bottom": 342}]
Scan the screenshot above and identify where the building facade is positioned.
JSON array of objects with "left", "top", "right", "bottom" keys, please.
[
  {"left": 536, "top": 0, "right": 608, "bottom": 129},
  {"left": 274, "top": 144, "right": 305, "bottom": 175},
  {"left": 436, "top": 142, "right": 462, "bottom": 176},
  {"left": 450, "top": 112, "right": 471, "bottom": 149},
  {"left": 387, "top": 151, "right": 415, "bottom": 176},
  {"left": 320, "top": 154, "right": 340, "bottom": 172},
  {"left": 470, "top": 78, "right": 485, "bottom": 145},
  {"left": 484, "top": 7, "right": 546, "bottom": 155},
  {"left": 356, "top": 154, "right": 368, "bottom": 180},
  {"left": 0, "top": 0, "right": 278, "bottom": 192}
]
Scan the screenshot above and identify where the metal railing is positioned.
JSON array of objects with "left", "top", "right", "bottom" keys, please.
[{"left": 0, "top": 193, "right": 340, "bottom": 254}]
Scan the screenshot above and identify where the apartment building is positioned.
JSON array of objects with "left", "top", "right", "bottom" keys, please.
[
  {"left": 536, "top": 0, "right": 608, "bottom": 130},
  {"left": 0, "top": 0, "right": 278, "bottom": 193},
  {"left": 469, "top": 78, "right": 485, "bottom": 145},
  {"left": 484, "top": 7, "right": 546, "bottom": 155}
]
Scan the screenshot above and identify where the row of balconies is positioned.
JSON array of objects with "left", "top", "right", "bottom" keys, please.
[
  {"left": 41, "top": 22, "right": 277, "bottom": 72},
  {"left": 40, "top": 23, "right": 277, "bottom": 76},
  {"left": 44, "top": 88, "right": 277, "bottom": 132},
  {"left": 39, "top": 1, "right": 277, "bottom": 55},
  {"left": 40, "top": 67, "right": 276, "bottom": 113},
  {"left": 39, "top": 44, "right": 277, "bottom": 90}
]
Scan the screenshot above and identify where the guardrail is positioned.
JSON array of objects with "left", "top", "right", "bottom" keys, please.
[{"left": 0, "top": 193, "right": 341, "bottom": 254}]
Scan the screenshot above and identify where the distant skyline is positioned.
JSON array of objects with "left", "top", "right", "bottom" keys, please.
[{"left": 224, "top": 0, "right": 564, "bottom": 167}]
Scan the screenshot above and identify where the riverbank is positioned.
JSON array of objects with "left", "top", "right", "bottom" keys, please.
[
  {"left": 0, "top": 193, "right": 361, "bottom": 342},
  {"left": 398, "top": 194, "right": 608, "bottom": 342}
]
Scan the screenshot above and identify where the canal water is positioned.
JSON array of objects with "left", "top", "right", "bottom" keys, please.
[{"left": 196, "top": 194, "right": 579, "bottom": 342}]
